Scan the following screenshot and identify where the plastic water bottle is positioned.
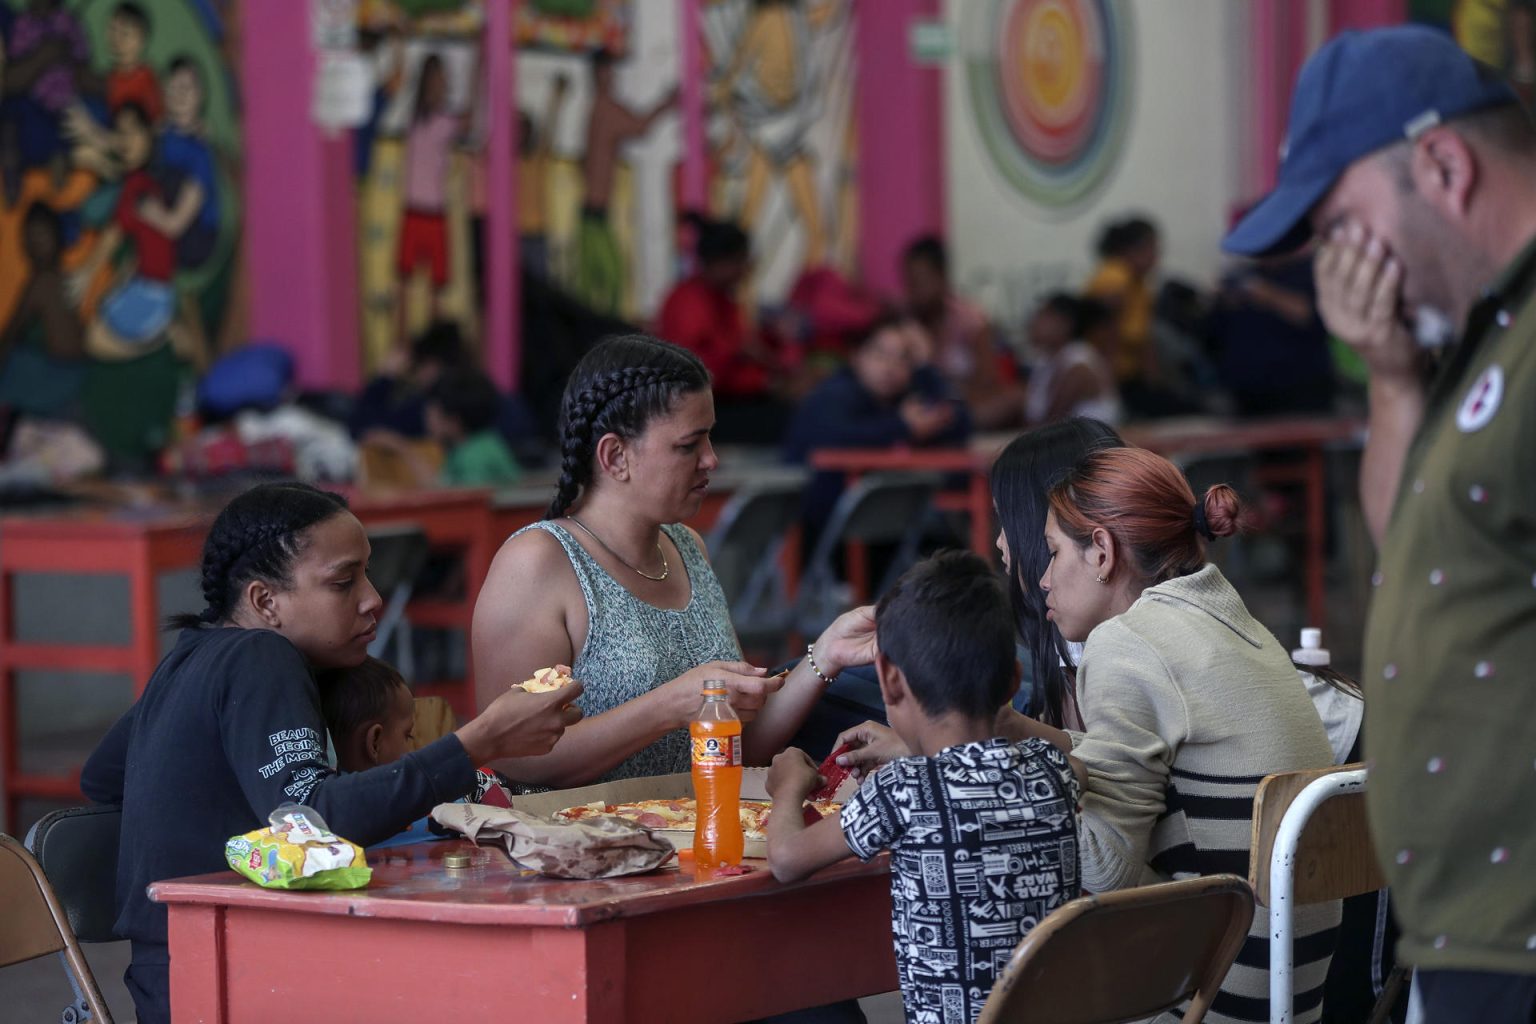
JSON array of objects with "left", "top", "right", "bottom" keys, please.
[
  {"left": 1292, "top": 627, "right": 1330, "bottom": 667},
  {"left": 690, "top": 682, "right": 743, "bottom": 872}
]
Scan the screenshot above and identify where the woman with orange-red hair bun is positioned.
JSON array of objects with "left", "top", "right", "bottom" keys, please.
[{"left": 1026, "top": 445, "right": 1339, "bottom": 1022}]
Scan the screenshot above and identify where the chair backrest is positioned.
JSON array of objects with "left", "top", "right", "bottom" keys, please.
[
  {"left": 364, "top": 524, "right": 433, "bottom": 597},
  {"left": 24, "top": 805, "right": 123, "bottom": 944},
  {"left": 0, "top": 833, "right": 114, "bottom": 1022},
  {"left": 1250, "top": 763, "right": 1383, "bottom": 907},
  {"left": 978, "top": 874, "right": 1255, "bottom": 1024},
  {"left": 412, "top": 696, "right": 459, "bottom": 750},
  {"left": 358, "top": 439, "right": 443, "bottom": 489},
  {"left": 814, "top": 472, "right": 942, "bottom": 554},
  {"left": 795, "top": 472, "right": 943, "bottom": 634},
  {"left": 705, "top": 479, "right": 804, "bottom": 606}
]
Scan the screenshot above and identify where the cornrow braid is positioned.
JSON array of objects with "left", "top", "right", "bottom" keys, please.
[
  {"left": 168, "top": 483, "right": 350, "bottom": 630},
  {"left": 545, "top": 335, "right": 711, "bottom": 519}
]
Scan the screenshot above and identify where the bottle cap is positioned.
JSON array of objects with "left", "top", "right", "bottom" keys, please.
[
  {"left": 443, "top": 851, "right": 472, "bottom": 870},
  {"left": 1291, "top": 627, "right": 1330, "bottom": 667}
]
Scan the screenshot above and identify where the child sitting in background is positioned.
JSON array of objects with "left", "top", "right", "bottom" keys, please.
[
  {"left": 349, "top": 320, "right": 464, "bottom": 442},
  {"left": 767, "top": 551, "right": 1082, "bottom": 1024},
  {"left": 782, "top": 316, "right": 970, "bottom": 552},
  {"left": 426, "top": 366, "right": 522, "bottom": 487},
  {"left": 321, "top": 658, "right": 513, "bottom": 849}
]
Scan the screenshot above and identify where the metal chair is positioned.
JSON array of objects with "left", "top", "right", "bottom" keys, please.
[
  {"left": 704, "top": 477, "right": 805, "bottom": 645},
  {"left": 364, "top": 524, "right": 432, "bottom": 680},
  {"left": 2, "top": 829, "right": 114, "bottom": 1023},
  {"left": 1250, "top": 764, "right": 1399, "bottom": 1024},
  {"left": 794, "top": 472, "right": 942, "bottom": 637}
]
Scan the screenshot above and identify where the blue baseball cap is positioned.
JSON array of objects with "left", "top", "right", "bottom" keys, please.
[{"left": 1224, "top": 25, "right": 1518, "bottom": 257}]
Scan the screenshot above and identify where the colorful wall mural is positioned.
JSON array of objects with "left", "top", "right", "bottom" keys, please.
[
  {"left": 0, "top": 0, "right": 241, "bottom": 464},
  {"left": 958, "top": 0, "right": 1133, "bottom": 214},
  {"left": 703, "top": 0, "right": 857, "bottom": 304},
  {"left": 513, "top": 0, "right": 857, "bottom": 327},
  {"left": 354, "top": 0, "right": 484, "bottom": 371}
]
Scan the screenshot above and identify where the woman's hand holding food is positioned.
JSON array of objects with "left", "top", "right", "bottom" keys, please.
[
  {"left": 662, "top": 660, "right": 780, "bottom": 725},
  {"left": 457, "top": 680, "right": 584, "bottom": 764}
]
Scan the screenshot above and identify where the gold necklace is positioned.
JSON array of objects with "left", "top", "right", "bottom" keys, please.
[{"left": 567, "top": 516, "right": 670, "bottom": 581}]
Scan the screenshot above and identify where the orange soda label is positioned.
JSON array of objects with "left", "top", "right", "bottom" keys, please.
[{"left": 691, "top": 733, "right": 742, "bottom": 768}]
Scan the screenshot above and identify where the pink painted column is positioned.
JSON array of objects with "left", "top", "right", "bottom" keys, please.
[
  {"left": 240, "top": 0, "right": 360, "bottom": 391},
  {"left": 486, "top": 0, "right": 518, "bottom": 391},
  {"left": 1247, "top": 0, "right": 1313, "bottom": 198},
  {"left": 855, "top": 0, "right": 943, "bottom": 296},
  {"left": 1329, "top": 0, "right": 1407, "bottom": 34}
]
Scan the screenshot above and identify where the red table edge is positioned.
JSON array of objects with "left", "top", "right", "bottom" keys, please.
[{"left": 149, "top": 851, "right": 891, "bottom": 929}]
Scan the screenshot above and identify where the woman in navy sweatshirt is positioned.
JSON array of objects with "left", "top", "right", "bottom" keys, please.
[{"left": 81, "top": 482, "right": 582, "bottom": 1023}]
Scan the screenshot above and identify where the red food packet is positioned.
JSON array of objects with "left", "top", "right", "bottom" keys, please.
[{"left": 809, "top": 743, "right": 855, "bottom": 802}]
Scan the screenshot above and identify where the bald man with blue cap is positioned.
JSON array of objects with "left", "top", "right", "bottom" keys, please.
[{"left": 1228, "top": 25, "right": 1536, "bottom": 1022}]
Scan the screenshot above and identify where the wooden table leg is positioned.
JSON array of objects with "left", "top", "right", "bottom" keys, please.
[
  {"left": 168, "top": 904, "right": 227, "bottom": 1023},
  {"left": 845, "top": 472, "right": 869, "bottom": 601},
  {"left": 130, "top": 537, "right": 161, "bottom": 696},
  {"left": 969, "top": 467, "right": 993, "bottom": 558}
]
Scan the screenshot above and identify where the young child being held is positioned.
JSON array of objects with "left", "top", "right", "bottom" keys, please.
[
  {"left": 767, "top": 551, "right": 1083, "bottom": 1024},
  {"left": 321, "top": 656, "right": 418, "bottom": 774},
  {"left": 322, "top": 657, "right": 514, "bottom": 847}
]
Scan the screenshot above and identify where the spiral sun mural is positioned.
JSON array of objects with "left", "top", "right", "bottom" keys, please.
[{"left": 962, "top": 0, "right": 1134, "bottom": 210}]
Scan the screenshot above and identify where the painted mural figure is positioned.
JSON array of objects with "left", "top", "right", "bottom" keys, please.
[
  {"left": 0, "top": 0, "right": 238, "bottom": 463},
  {"left": 153, "top": 56, "right": 217, "bottom": 270},
  {"left": 0, "top": 203, "right": 85, "bottom": 416},
  {"left": 396, "top": 52, "right": 465, "bottom": 344},
  {"left": 5, "top": 0, "right": 91, "bottom": 171},
  {"left": 77, "top": 102, "right": 180, "bottom": 355},
  {"left": 517, "top": 70, "right": 567, "bottom": 281},
  {"left": 707, "top": 0, "right": 839, "bottom": 269},
  {"left": 576, "top": 48, "right": 674, "bottom": 316}
]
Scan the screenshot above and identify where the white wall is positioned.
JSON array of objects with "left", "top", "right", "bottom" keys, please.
[{"left": 945, "top": 0, "right": 1247, "bottom": 336}]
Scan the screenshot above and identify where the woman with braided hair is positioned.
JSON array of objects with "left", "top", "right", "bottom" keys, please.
[
  {"left": 81, "top": 482, "right": 582, "bottom": 1024},
  {"left": 473, "top": 334, "right": 876, "bottom": 787}
]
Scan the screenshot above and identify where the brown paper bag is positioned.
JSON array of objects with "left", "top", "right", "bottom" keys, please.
[{"left": 430, "top": 803, "right": 676, "bottom": 879}]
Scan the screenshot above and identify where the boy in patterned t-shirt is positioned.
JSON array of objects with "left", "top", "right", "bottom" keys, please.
[{"left": 767, "top": 551, "right": 1082, "bottom": 1024}]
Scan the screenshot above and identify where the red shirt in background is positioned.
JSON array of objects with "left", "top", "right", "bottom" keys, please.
[
  {"left": 108, "top": 65, "right": 163, "bottom": 122},
  {"left": 655, "top": 275, "right": 769, "bottom": 398},
  {"left": 116, "top": 171, "right": 175, "bottom": 282}
]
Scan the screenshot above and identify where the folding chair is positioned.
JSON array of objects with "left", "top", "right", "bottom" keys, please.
[
  {"left": 1250, "top": 764, "right": 1395, "bottom": 1024},
  {"left": 978, "top": 874, "right": 1255, "bottom": 1024},
  {"left": 364, "top": 524, "right": 432, "bottom": 681},
  {"left": 704, "top": 477, "right": 805, "bottom": 645},
  {"left": 794, "top": 472, "right": 942, "bottom": 637},
  {"left": 1, "top": 831, "right": 114, "bottom": 1024}
]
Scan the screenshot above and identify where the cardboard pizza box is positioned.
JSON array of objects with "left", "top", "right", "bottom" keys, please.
[{"left": 511, "top": 769, "right": 857, "bottom": 860}]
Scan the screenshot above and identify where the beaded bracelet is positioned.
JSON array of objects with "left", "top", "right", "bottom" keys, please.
[{"left": 806, "top": 643, "right": 838, "bottom": 684}]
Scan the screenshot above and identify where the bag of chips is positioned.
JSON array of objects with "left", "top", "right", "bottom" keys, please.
[{"left": 225, "top": 804, "right": 372, "bottom": 890}]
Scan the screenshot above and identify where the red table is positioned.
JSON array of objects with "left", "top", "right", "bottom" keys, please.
[
  {"left": 0, "top": 501, "right": 211, "bottom": 829},
  {"left": 810, "top": 416, "right": 1365, "bottom": 627},
  {"left": 0, "top": 487, "right": 500, "bottom": 830},
  {"left": 151, "top": 842, "right": 897, "bottom": 1022}
]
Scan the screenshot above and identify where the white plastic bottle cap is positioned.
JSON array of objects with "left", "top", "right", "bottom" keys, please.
[{"left": 1292, "top": 627, "right": 1330, "bottom": 667}]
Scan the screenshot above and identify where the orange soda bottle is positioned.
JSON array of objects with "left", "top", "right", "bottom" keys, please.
[{"left": 690, "top": 682, "right": 743, "bottom": 871}]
